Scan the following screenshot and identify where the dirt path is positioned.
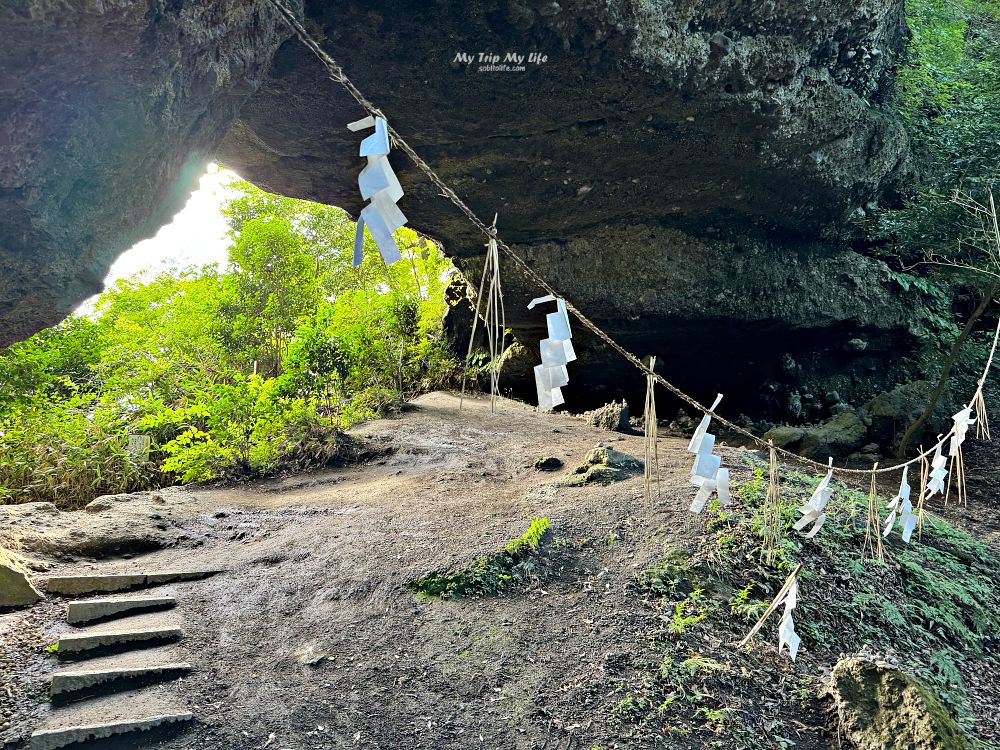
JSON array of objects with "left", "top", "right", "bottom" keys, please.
[{"left": 3, "top": 392, "right": 997, "bottom": 749}]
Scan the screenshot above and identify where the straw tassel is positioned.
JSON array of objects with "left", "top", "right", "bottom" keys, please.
[
  {"left": 738, "top": 563, "right": 803, "bottom": 656},
  {"left": 862, "top": 463, "right": 884, "bottom": 563},
  {"left": 916, "top": 450, "right": 929, "bottom": 540},
  {"left": 946, "top": 443, "right": 968, "bottom": 507},
  {"left": 761, "top": 441, "right": 783, "bottom": 565},
  {"left": 974, "top": 388, "right": 991, "bottom": 441},
  {"left": 643, "top": 356, "right": 661, "bottom": 507},
  {"left": 460, "top": 215, "right": 506, "bottom": 412}
]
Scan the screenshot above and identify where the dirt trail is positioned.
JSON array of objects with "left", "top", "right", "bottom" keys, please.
[{"left": 3, "top": 392, "right": 995, "bottom": 749}]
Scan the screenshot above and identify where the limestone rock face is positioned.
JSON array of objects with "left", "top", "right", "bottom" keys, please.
[
  {"left": 0, "top": 0, "right": 918, "bottom": 414},
  {"left": 829, "top": 657, "right": 969, "bottom": 750}
]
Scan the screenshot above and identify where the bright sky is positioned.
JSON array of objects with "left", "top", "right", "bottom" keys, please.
[{"left": 99, "top": 163, "right": 234, "bottom": 288}]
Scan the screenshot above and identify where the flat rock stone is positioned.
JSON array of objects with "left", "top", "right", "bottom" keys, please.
[
  {"left": 0, "top": 559, "right": 42, "bottom": 608},
  {"left": 55, "top": 626, "right": 182, "bottom": 655},
  {"left": 66, "top": 595, "right": 176, "bottom": 625},
  {"left": 30, "top": 712, "right": 193, "bottom": 750},
  {"left": 46, "top": 570, "right": 219, "bottom": 596},
  {"left": 50, "top": 662, "right": 192, "bottom": 698}
]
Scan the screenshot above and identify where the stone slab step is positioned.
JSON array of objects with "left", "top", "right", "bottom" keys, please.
[
  {"left": 66, "top": 595, "right": 175, "bottom": 625},
  {"left": 30, "top": 711, "right": 193, "bottom": 750},
  {"left": 46, "top": 570, "right": 220, "bottom": 596},
  {"left": 56, "top": 626, "right": 182, "bottom": 656},
  {"left": 32, "top": 687, "right": 193, "bottom": 748},
  {"left": 50, "top": 662, "right": 192, "bottom": 698}
]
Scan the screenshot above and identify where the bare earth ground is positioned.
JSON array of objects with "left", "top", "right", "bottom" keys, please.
[{"left": 1, "top": 392, "right": 998, "bottom": 749}]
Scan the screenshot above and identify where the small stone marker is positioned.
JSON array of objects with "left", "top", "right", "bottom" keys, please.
[{"left": 126, "top": 434, "right": 151, "bottom": 460}]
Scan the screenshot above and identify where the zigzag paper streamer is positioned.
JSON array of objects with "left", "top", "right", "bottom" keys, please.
[
  {"left": 528, "top": 295, "right": 576, "bottom": 411},
  {"left": 925, "top": 441, "right": 948, "bottom": 500},
  {"left": 347, "top": 115, "right": 406, "bottom": 266},
  {"left": 793, "top": 457, "right": 833, "bottom": 538},
  {"left": 687, "top": 394, "right": 730, "bottom": 512},
  {"left": 778, "top": 579, "right": 801, "bottom": 661},
  {"left": 950, "top": 405, "right": 975, "bottom": 456},
  {"left": 883, "top": 465, "right": 916, "bottom": 543}
]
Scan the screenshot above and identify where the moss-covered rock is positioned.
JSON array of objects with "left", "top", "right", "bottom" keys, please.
[
  {"left": 765, "top": 409, "right": 867, "bottom": 458},
  {"left": 565, "top": 446, "right": 643, "bottom": 485},
  {"left": 583, "top": 401, "right": 630, "bottom": 432},
  {"left": 763, "top": 425, "right": 806, "bottom": 451},
  {"left": 829, "top": 657, "right": 969, "bottom": 750}
]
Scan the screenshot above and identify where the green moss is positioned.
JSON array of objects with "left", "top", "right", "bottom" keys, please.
[{"left": 408, "top": 517, "right": 550, "bottom": 600}]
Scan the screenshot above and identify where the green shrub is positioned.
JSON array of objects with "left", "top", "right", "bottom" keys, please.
[{"left": 409, "top": 517, "right": 551, "bottom": 599}]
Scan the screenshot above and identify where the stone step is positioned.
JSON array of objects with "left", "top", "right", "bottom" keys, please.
[
  {"left": 31, "top": 687, "right": 193, "bottom": 749},
  {"left": 66, "top": 595, "right": 176, "bottom": 625},
  {"left": 46, "top": 570, "right": 220, "bottom": 596},
  {"left": 55, "top": 626, "right": 182, "bottom": 656},
  {"left": 30, "top": 711, "right": 193, "bottom": 750},
  {"left": 50, "top": 661, "right": 192, "bottom": 699}
]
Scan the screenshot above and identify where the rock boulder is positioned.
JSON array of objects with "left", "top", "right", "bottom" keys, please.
[
  {"left": 0, "top": 552, "right": 42, "bottom": 608},
  {"left": 829, "top": 657, "right": 969, "bottom": 750}
]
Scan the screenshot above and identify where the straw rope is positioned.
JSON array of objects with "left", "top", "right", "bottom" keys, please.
[{"left": 267, "top": 0, "right": 999, "bottom": 477}]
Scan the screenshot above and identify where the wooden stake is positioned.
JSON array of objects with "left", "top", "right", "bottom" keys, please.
[
  {"left": 761, "top": 441, "right": 783, "bottom": 565},
  {"left": 643, "top": 356, "right": 661, "bottom": 507},
  {"left": 738, "top": 563, "right": 803, "bottom": 647}
]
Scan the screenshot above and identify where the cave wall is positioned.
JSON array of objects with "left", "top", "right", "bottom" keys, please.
[
  {"left": 0, "top": 0, "right": 918, "bottom": 418},
  {"left": 0, "top": 0, "right": 289, "bottom": 345}
]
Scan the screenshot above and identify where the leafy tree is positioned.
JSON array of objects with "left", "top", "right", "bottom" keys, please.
[{"left": 0, "top": 177, "right": 458, "bottom": 506}]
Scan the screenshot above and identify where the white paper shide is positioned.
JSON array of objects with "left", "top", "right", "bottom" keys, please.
[
  {"left": 687, "top": 394, "right": 730, "bottom": 512},
  {"left": 793, "top": 457, "right": 834, "bottom": 538},
  {"left": 949, "top": 404, "right": 975, "bottom": 457},
  {"left": 925, "top": 441, "right": 948, "bottom": 500},
  {"left": 347, "top": 115, "right": 407, "bottom": 266},
  {"left": 528, "top": 295, "right": 576, "bottom": 411},
  {"left": 778, "top": 579, "right": 801, "bottom": 661},
  {"left": 883, "top": 465, "right": 916, "bottom": 543}
]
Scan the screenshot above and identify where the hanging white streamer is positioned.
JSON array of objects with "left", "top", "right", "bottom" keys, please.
[
  {"left": 883, "top": 465, "right": 916, "bottom": 543},
  {"left": 778, "top": 580, "right": 801, "bottom": 661},
  {"left": 949, "top": 405, "right": 976, "bottom": 456},
  {"left": 347, "top": 115, "right": 407, "bottom": 265},
  {"left": 793, "top": 457, "right": 834, "bottom": 538},
  {"left": 687, "top": 394, "right": 730, "bottom": 512},
  {"left": 925, "top": 441, "right": 948, "bottom": 500},
  {"left": 528, "top": 295, "right": 575, "bottom": 411}
]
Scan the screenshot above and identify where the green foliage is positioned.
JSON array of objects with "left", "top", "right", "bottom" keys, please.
[
  {"left": 408, "top": 517, "right": 550, "bottom": 599},
  {"left": 869, "top": 0, "right": 1000, "bottom": 269},
  {"left": 665, "top": 589, "right": 709, "bottom": 634},
  {"left": 0, "top": 395, "right": 159, "bottom": 507},
  {"left": 0, "top": 178, "right": 458, "bottom": 507}
]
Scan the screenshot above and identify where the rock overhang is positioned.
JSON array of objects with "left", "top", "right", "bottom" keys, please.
[{"left": 0, "top": 0, "right": 917, "bottom": 416}]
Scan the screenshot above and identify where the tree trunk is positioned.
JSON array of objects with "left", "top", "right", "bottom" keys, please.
[{"left": 896, "top": 284, "right": 999, "bottom": 457}]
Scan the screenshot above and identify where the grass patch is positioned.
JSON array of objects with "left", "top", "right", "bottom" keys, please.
[
  {"left": 408, "top": 517, "right": 550, "bottom": 599},
  {"left": 615, "top": 453, "right": 1000, "bottom": 744}
]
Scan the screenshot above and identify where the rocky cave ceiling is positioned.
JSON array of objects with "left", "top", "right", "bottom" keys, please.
[{"left": 0, "top": 0, "right": 922, "bottom": 416}]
